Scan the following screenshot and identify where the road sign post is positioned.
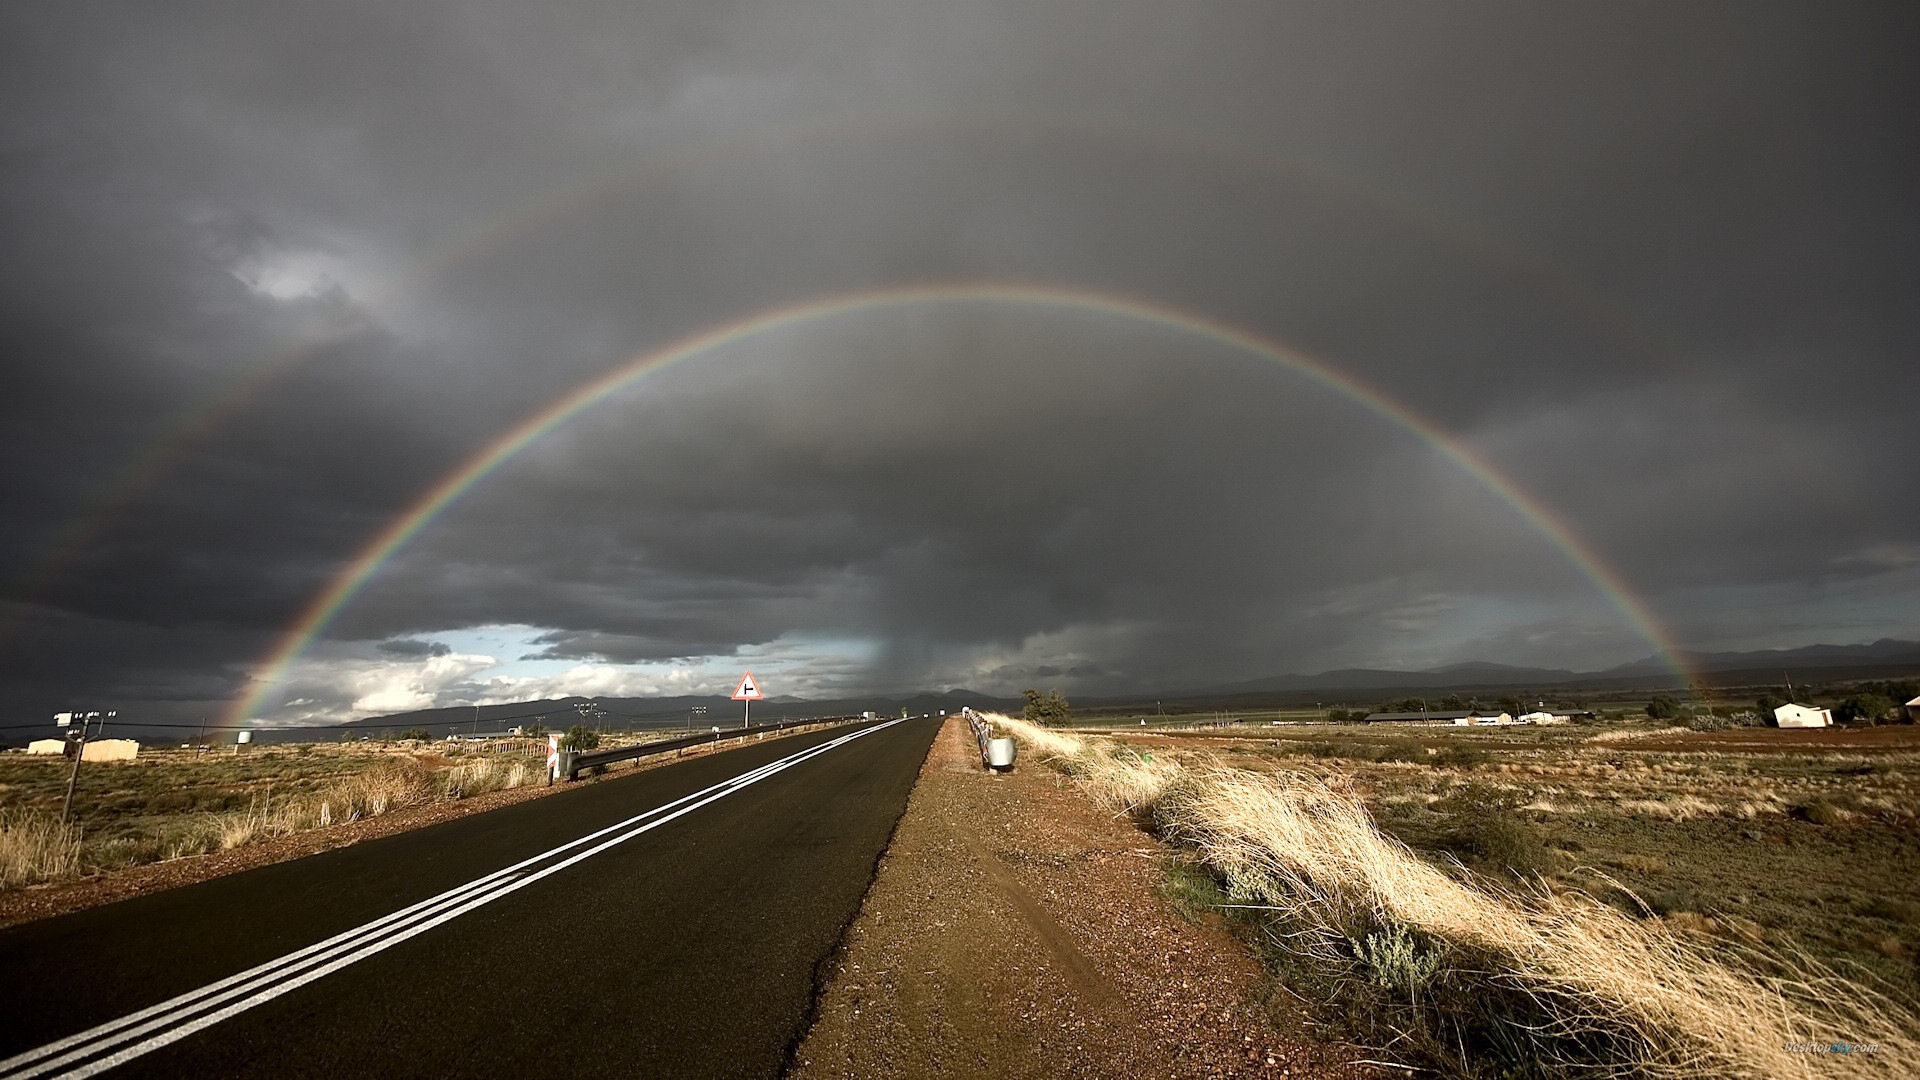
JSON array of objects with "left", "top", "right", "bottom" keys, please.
[{"left": 731, "top": 670, "right": 763, "bottom": 729}]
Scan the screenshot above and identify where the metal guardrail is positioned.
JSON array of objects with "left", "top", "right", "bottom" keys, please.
[
  {"left": 965, "top": 707, "right": 993, "bottom": 768},
  {"left": 556, "top": 715, "right": 868, "bottom": 781},
  {"left": 962, "top": 708, "right": 1016, "bottom": 771}
]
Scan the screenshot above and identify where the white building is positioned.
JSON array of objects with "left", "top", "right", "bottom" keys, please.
[
  {"left": 1774, "top": 703, "right": 1832, "bottom": 728},
  {"left": 26, "top": 738, "right": 65, "bottom": 755}
]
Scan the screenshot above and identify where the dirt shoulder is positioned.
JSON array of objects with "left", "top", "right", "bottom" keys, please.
[
  {"left": 788, "top": 718, "right": 1376, "bottom": 1080},
  {"left": 0, "top": 724, "right": 832, "bottom": 930}
]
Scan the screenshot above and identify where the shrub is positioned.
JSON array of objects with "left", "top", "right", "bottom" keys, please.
[
  {"left": 1159, "top": 860, "right": 1230, "bottom": 921},
  {"left": 1021, "top": 688, "right": 1072, "bottom": 726},
  {"left": 399, "top": 728, "right": 431, "bottom": 741},
  {"left": 559, "top": 725, "right": 601, "bottom": 751},
  {"left": 1371, "top": 742, "right": 1429, "bottom": 765},
  {"left": 1434, "top": 745, "right": 1490, "bottom": 768},
  {"left": 1645, "top": 695, "right": 1680, "bottom": 720},
  {"left": 1795, "top": 799, "right": 1848, "bottom": 826},
  {"left": 1837, "top": 694, "right": 1895, "bottom": 725},
  {"left": 1435, "top": 798, "right": 1557, "bottom": 880}
]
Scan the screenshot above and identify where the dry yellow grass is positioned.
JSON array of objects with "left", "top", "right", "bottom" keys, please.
[
  {"left": 982, "top": 713, "right": 1919, "bottom": 1079},
  {"left": 211, "top": 756, "right": 540, "bottom": 850},
  {"left": 0, "top": 808, "right": 83, "bottom": 888}
]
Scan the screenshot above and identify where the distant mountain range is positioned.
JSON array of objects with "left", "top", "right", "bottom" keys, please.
[
  {"left": 1185, "top": 638, "right": 1920, "bottom": 698},
  {"left": 343, "top": 639, "right": 1920, "bottom": 733},
  {"left": 344, "top": 689, "right": 1010, "bottom": 737}
]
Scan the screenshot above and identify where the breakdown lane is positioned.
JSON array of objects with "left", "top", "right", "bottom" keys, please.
[{"left": 0, "top": 717, "right": 939, "bottom": 1079}]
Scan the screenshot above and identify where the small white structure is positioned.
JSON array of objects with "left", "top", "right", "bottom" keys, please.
[
  {"left": 1774, "top": 703, "right": 1832, "bottom": 728},
  {"left": 24, "top": 738, "right": 140, "bottom": 760},
  {"left": 83, "top": 739, "right": 140, "bottom": 762},
  {"left": 1518, "top": 711, "right": 1569, "bottom": 725}
]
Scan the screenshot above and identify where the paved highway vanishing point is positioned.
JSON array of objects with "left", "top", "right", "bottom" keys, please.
[{"left": 0, "top": 717, "right": 940, "bottom": 1079}]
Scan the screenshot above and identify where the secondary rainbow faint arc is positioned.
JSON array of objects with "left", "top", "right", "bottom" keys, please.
[
  {"left": 222, "top": 283, "right": 1688, "bottom": 727},
  {"left": 10, "top": 108, "right": 1684, "bottom": 636}
]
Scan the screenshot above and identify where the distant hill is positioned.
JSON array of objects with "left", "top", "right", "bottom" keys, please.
[
  {"left": 1171, "top": 639, "right": 1920, "bottom": 701},
  {"left": 1600, "top": 637, "right": 1920, "bottom": 676}
]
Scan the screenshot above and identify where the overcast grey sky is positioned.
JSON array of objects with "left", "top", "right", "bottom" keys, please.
[{"left": 2, "top": 2, "right": 1914, "bottom": 724}]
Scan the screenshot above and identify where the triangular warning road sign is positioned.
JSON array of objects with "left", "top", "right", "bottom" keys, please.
[{"left": 730, "top": 670, "right": 763, "bottom": 701}]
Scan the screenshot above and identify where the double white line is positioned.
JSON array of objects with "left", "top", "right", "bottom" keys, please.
[{"left": 0, "top": 719, "right": 905, "bottom": 1080}]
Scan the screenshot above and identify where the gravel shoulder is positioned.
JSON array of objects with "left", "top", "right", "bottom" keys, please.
[{"left": 788, "top": 718, "right": 1377, "bottom": 1080}]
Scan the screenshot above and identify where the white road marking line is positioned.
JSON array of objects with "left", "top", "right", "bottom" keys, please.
[{"left": 0, "top": 720, "right": 903, "bottom": 1080}]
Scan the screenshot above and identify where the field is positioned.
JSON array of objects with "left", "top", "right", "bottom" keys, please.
[
  {"left": 991, "top": 712, "right": 1920, "bottom": 1078},
  {"left": 1124, "top": 722, "right": 1920, "bottom": 1003}
]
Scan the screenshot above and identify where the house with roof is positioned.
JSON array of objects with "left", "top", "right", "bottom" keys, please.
[{"left": 1773, "top": 703, "right": 1832, "bottom": 728}]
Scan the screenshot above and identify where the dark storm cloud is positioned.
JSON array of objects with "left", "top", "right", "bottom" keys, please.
[{"left": 1, "top": 2, "right": 1914, "bottom": 719}]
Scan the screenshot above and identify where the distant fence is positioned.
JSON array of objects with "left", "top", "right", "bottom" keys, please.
[{"left": 555, "top": 715, "right": 870, "bottom": 781}]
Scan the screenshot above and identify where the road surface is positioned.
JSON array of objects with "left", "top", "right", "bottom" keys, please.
[{"left": 0, "top": 717, "right": 939, "bottom": 1079}]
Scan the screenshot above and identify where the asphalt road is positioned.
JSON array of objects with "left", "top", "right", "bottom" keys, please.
[{"left": 0, "top": 716, "right": 940, "bottom": 1079}]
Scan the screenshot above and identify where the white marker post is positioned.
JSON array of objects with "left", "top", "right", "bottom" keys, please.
[{"left": 731, "top": 670, "right": 763, "bottom": 730}]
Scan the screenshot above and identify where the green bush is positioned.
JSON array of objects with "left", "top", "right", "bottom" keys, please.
[
  {"left": 1021, "top": 688, "right": 1072, "bottom": 726},
  {"left": 399, "top": 728, "right": 431, "bottom": 741},
  {"left": 559, "top": 725, "right": 601, "bottom": 751},
  {"left": 1434, "top": 787, "right": 1556, "bottom": 879},
  {"left": 1371, "top": 742, "right": 1429, "bottom": 765},
  {"left": 1159, "top": 861, "right": 1231, "bottom": 921},
  {"left": 1352, "top": 923, "right": 1443, "bottom": 997},
  {"left": 1433, "top": 745, "right": 1490, "bottom": 768}
]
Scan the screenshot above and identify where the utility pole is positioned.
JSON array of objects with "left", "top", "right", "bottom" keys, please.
[{"left": 56, "top": 710, "right": 112, "bottom": 825}]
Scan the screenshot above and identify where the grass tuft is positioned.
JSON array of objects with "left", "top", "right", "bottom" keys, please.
[{"left": 0, "top": 808, "right": 84, "bottom": 888}]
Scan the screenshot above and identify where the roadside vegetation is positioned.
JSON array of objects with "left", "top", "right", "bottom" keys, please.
[
  {"left": 985, "top": 711, "right": 1918, "bottom": 1079},
  {"left": 0, "top": 738, "right": 556, "bottom": 890}
]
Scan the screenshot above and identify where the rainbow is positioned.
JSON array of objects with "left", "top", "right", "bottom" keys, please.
[
  {"left": 7, "top": 110, "right": 1677, "bottom": 635},
  {"left": 221, "top": 282, "right": 1688, "bottom": 727}
]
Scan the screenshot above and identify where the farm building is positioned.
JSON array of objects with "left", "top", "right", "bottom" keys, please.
[
  {"left": 82, "top": 739, "right": 140, "bottom": 761},
  {"left": 1773, "top": 703, "right": 1832, "bottom": 728},
  {"left": 1362, "top": 709, "right": 1512, "bottom": 725},
  {"left": 23, "top": 738, "right": 140, "bottom": 760},
  {"left": 1907, "top": 695, "right": 1920, "bottom": 721}
]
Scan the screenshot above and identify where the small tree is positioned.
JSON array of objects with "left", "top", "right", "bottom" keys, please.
[
  {"left": 1645, "top": 695, "right": 1680, "bottom": 720},
  {"left": 560, "top": 724, "right": 601, "bottom": 751},
  {"left": 1838, "top": 693, "right": 1895, "bottom": 725},
  {"left": 400, "top": 728, "right": 431, "bottom": 741},
  {"left": 521, "top": 721, "right": 547, "bottom": 738},
  {"left": 1021, "top": 688, "right": 1071, "bottom": 726}
]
